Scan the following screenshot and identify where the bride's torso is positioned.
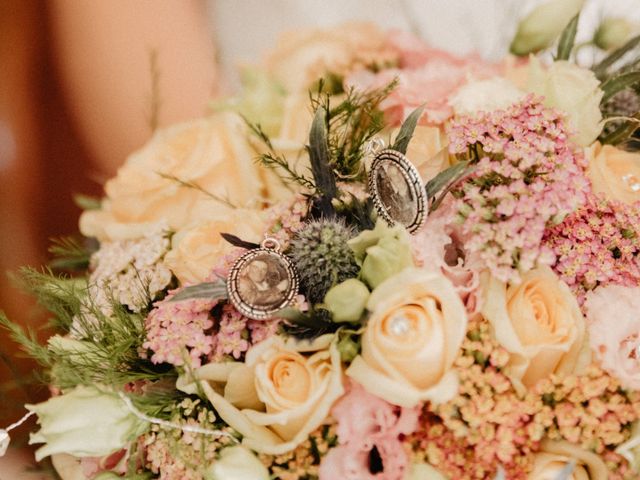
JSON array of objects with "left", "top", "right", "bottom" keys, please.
[
  {"left": 209, "top": 0, "right": 640, "bottom": 90},
  {"left": 208, "top": 0, "right": 524, "bottom": 88}
]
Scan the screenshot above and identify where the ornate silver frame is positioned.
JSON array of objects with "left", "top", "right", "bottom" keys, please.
[
  {"left": 368, "top": 149, "right": 427, "bottom": 234},
  {"left": 226, "top": 240, "right": 299, "bottom": 321}
]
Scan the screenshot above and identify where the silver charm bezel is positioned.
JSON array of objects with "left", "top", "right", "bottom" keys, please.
[
  {"left": 226, "top": 239, "right": 299, "bottom": 320},
  {"left": 368, "top": 149, "right": 427, "bottom": 234}
]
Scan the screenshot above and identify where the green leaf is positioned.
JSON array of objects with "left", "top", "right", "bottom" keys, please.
[
  {"left": 425, "top": 161, "right": 470, "bottom": 200},
  {"left": 594, "top": 34, "right": 640, "bottom": 79},
  {"left": 391, "top": 106, "right": 424, "bottom": 154},
  {"left": 601, "top": 72, "right": 640, "bottom": 103},
  {"left": 555, "top": 14, "right": 580, "bottom": 61},
  {"left": 169, "top": 281, "right": 227, "bottom": 302},
  {"left": 599, "top": 113, "right": 640, "bottom": 146},
  {"left": 308, "top": 106, "right": 337, "bottom": 216},
  {"left": 73, "top": 194, "right": 102, "bottom": 211}
]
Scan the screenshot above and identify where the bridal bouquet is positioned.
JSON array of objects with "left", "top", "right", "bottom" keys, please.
[{"left": 4, "top": 1, "right": 640, "bottom": 479}]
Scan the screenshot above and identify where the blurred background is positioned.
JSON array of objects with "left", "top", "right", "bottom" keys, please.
[{"left": 0, "top": 1, "right": 103, "bottom": 429}]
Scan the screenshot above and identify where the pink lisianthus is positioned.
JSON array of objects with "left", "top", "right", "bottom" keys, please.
[
  {"left": 411, "top": 199, "right": 482, "bottom": 314},
  {"left": 80, "top": 449, "right": 128, "bottom": 478},
  {"left": 345, "top": 33, "right": 499, "bottom": 126},
  {"left": 584, "top": 285, "right": 640, "bottom": 390},
  {"left": 319, "top": 381, "right": 419, "bottom": 480}
]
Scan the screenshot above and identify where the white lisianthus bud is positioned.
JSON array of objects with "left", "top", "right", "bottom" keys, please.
[
  {"left": 510, "top": 0, "right": 584, "bottom": 55},
  {"left": 594, "top": 18, "right": 636, "bottom": 51},
  {"left": 206, "top": 446, "right": 269, "bottom": 480},
  {"left": 27, "top": 386, "right": 146, "bottom": 461}
]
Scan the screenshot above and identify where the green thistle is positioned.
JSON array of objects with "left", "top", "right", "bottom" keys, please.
[{"left": 288, "top": 219, "right": 359, "bottom": 304}]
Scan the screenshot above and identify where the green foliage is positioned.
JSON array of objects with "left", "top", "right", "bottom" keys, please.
[
  {"left": 593, "top": 34, "right": 640, "bottom": 80},
  {"left": 246, "top": 121, "right": 316, "bottom": 192},
  {"left": 555, "top": 14, "right": 579, "bottom": 61},
  {"left": 307, "top": 106, "right": 337, "bottom": 216},
  {"left": 169, "top": 280, "right": 228, "bottom": 303},
  {"left": 2, "top": 268, "right": 173, "bottom": 393},
  {"left": 48, "top": 236, "right": 94, "bottom": 272},
  {"left": 310, "top": 79, "right": 396, "bottom": 180},
  {"left": 392, "top": 106, "right": 424, "bottom": 154},
  {"left": 16, "top": 267, "right": 86, "bottom": 331},
  {"left": 73, "top": 193, "right": 102, "bottom": 211},
  {"left": 278, "top": 307, "right": 337, "bottom": 339}
]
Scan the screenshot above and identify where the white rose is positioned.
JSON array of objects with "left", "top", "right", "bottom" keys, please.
[
  {"left": 449, "top": 78, "right": 525, "bottom": 117},
  {"left": 178, "top": 334, "right": 343, "bottom": 455},
  {"left": 527, "top": 57, "right": 604, "bottom": 147}
]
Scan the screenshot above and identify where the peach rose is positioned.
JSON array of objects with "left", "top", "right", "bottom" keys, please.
[
  {"left": 265, "top": 22, "right": 398, "bottom": 93},
  {"left": 529, "top": 440, "right": 608, "bottom": 480},
  {"left": 177, "top": 335, "right": 343, "bottom": 455},
  {"left": 481, "top": 266, "right": 590, "bottom": 390},
  {"left": 346, "top": 268, "right": 468, "bottom": 407},
  {"left": 586, "top": 142, "right": 640, "bottom": 205},
  {"left": 164, "top": 209, "right": 267, "bottom": 284},
  {"left": 396, "top": 125, "right": 449, "bottom": 183},
  {"left": 80, "top": 113, "right": 264, "bottom": 241}
]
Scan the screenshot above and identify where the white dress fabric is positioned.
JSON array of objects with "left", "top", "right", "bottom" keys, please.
[{"left": 208, "top": 0, "right": 640, "bottom": 90}]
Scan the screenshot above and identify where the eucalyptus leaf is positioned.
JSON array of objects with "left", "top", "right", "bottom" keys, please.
[
  {"left": 594, "top": 34, "right": 640, "bottom": 79},
  {"left": 169, "top": 281, "right": 228, "bottom": 302},
  {"left": 555, "top": 14, "right": 579, "bottom": 61},
  {"left": 425, "top": 161, "right": 470, "bottom": 200},
  {"left": 601, "top": 72, "right": 640, "bottom": 103},
  {"left": 392, "top": 106, "right": 424, "bottom": 155}
]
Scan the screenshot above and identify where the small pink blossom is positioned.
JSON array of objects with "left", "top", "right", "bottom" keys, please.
[
  {"left": 319, "top": 381, "right": 418, "bottom": 480},
  {"left": 584, "top": 285, "right": 640, "bottom": 390}
]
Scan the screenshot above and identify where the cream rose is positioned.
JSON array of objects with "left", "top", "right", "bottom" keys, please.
[
  {"left": 529, "top": 440, "right": 608, "bottom": 480},
  {"left": 481, "top": 266, "right": 590, "bottom": 390},
  {"left": 164, "top": 209, "right": 267, "bottom": 284},
  {"left": 80, "top": 113, "right": 264, "bottom": 241},
  {"left": 347, "top": 268, "right": 467, "bottom": 407},
  {"left": 265, "top": 22, "right": 398, "bottom": 93},
  {"left": 177, "top": 335, "right": 343, "bottom": 455},
  {"left": 586, "top": 142, "right": 640, "bottom": 205},
  {"left": 527, "top": 57, "right": 603, "bottom": 147}
]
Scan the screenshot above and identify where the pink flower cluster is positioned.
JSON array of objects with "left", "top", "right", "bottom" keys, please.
[
  {"left": 143, "top": 294, "right": 217, "bottom": 368},
  {"left": 448, "top": 96, "right": 590, "bottom": 283},
  {"left": 345, "top": 31, "right": 499, "bottom": 126},
  {"left": 210, "top": 304, "right": 280, "bottom": 362},
  {"left": 319, "top": 381, "right": 418, "bottom": 480},
  {"left": 544, "top": 193, "right": 640, "bottom": 302}
]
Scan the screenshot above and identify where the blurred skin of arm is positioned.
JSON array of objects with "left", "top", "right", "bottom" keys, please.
[{"left": 50, "top": 0, "right": 219, "bottom": 176}]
